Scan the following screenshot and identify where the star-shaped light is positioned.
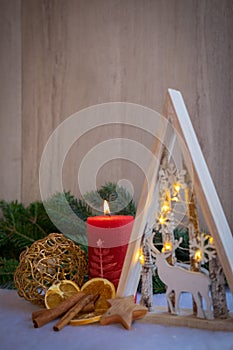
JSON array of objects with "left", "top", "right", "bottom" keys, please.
[{"left": 100, "top": 295, "right": 148, "bottom": 330}]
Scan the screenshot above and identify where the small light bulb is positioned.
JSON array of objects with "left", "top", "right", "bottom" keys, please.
[
  {"left": 209, "top": 236, "right": 214, "bottom": 245},
  {"left": 137, "top": 247, "right": 145, "bottom": 265},
  {"left": 195, "top": 249, "right": 202, "bottom": 262},
  {"left": 159, "top": 215, "right": 166, "bottom": 225},
  {"left": 139, "top": 254, "right": 145, "bottom": 265},
  {"left": 161, "top": 201, "right": 170, "bottom": 213},
  {"left": 162, "top": 242, "right": 172, "bottom": 252},
  {"left": 173, "top": 182, "right": 181, "bottom": 193}
]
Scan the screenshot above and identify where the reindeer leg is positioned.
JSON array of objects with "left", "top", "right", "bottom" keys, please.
[
  {"left": 203, "top": 290, "right": 212, "bottom": 319},
  {"left": 166, "top": 286, "right": 175, "bottom": 314},
  {"left": 193, "top": 292, "right": 205, "bottom": 319},
  {"left": 205, "top": 292, "right": 212, "bottom": 313},
  {"left": 175, "top": 290, "right": 181, "bottom": 315}
]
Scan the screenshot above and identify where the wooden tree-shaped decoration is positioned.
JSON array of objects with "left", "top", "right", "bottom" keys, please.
[
  {"left": 151, "top": 150, "right": 187, "bottom": 313},
  {"left": 155, "top": 149, "right": 187, "bottom": 263},
  {"left": 139, "top": 225, "right": 154, "bottom": 311},
  {"left": 117, "top": 89, "right": 233, "bottom": 331}
]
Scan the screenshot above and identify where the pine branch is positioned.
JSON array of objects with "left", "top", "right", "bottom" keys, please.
[
  {"left": 0, "top": 183, "right": 137, "bottom": 290},
  {"left": 0, "top": 201, "right": 35, "bottom": 255},
  {"left": 0, "top": 200, "right": 55, "bottom": 257},
  {"left": 0, "top": 258, "right": 19, "bottom": 289},
  {"left": 43, "top": 192, "right": 88, "bottom": 246},
  {"left": 84, "top": 182, "right": 137, "bottom": 216}
]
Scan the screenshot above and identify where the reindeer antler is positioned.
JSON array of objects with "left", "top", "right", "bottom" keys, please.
[
  {"left": 173, "top": 237, "right": 183, "bottom": 250},
  {"left": 149, "top": 234, "right": 183, "bottom": 258}
]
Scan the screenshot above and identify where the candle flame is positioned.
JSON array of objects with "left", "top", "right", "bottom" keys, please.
[{"left": 104, "top": 200, "right": 111, "bottom": 215}]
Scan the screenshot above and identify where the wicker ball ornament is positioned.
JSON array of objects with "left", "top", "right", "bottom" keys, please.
[{"left": 14, "top": 233, "right": 88, "bottom": 306}]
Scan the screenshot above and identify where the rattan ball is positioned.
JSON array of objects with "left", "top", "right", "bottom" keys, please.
[{"left": 14, "top": 233, "right": 87, "bottom": 306}]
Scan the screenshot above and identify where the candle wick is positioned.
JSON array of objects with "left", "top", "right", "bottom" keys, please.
[{"left": 105, "top": 213, "right": 111, "bottom": 217}]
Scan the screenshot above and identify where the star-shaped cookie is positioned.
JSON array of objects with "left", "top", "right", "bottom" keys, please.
[{"left": 100, "top": 295, "right": 148, "bottom": 330}]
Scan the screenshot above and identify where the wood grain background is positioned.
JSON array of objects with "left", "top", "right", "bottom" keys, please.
[{"left": 0, "top": 0, "right": 232, "bottom": 231}]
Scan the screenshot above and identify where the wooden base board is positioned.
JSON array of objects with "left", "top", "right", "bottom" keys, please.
[{"left": 139, "top": 306, "right": 233, "bottom": 332}]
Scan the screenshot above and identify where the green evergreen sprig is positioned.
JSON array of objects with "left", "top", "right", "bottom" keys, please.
[
  {"left": 0, "top": 183, "right": 137, "bottom": 289},
  {"left": 84, "top": 182, "right": 137, "bottom": 216},
  {"left": 0, "top": 258, "right": 19, "bottom": 289},
  {"left": 43, "top": 191, "right": 92, "bottom": 248}
]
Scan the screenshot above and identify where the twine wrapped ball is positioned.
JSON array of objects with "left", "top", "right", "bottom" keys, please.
[{"left": 14, "top": 233, "right": 87, "bottom": 306}]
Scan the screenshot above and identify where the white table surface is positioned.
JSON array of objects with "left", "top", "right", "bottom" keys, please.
[{"left": 0, "top": 289, "right": 233, "bottom": 350}]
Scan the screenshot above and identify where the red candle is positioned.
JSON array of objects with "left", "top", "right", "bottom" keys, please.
[{"left": 87, "top": 201, "right": 134, "bottom": 289}]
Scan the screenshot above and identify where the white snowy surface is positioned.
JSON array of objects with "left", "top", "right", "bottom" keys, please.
[{"left": 0, "top": 289, "right": 233, "bottom": 350}]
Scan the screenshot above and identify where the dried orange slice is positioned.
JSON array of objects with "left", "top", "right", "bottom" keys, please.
[
  {"left": 45, "top": 280, "right": 80, "bottom": 309},
  {"left": 70, "top": 278, "right": 115, "bottom": 325},
  {"left": 70, "top": 311, "right": 103, "bottom": 326},
  {"left": 80, "top": 277, "right": 116, "bottom": 311}
]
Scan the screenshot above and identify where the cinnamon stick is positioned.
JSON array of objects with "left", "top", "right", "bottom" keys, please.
[
  {"left": 53, "top": 294, "right": 94, "bottom": 331},
  {"left": 32, "top": 297, "right": 95, "bottom": 323},
  {"left": 32, "top": 292, "right": 85, "bottom": 328},
  {"left": 32, "top": 309, "right": 46, "bottom": 320}
]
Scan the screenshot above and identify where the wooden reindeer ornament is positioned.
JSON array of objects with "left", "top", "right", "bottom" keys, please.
[{"left": 149, "top": 233, "right": 212, "bottom": 319}]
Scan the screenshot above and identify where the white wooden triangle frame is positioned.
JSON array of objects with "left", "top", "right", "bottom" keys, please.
[{"left": 117, "top": 88, "right": 233, "bottom": 299}]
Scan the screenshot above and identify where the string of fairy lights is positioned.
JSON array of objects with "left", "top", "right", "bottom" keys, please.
[{"left": 142, "top": 155, "right": 217, "bottom": 269}]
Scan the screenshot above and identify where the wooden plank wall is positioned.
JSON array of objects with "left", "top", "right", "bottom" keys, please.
[
  {"left": 0, "top": 0, "right": 21, "bottom": 201},
  {"left": 0, "top": 0, "right": 232, "bottom": 231}
]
